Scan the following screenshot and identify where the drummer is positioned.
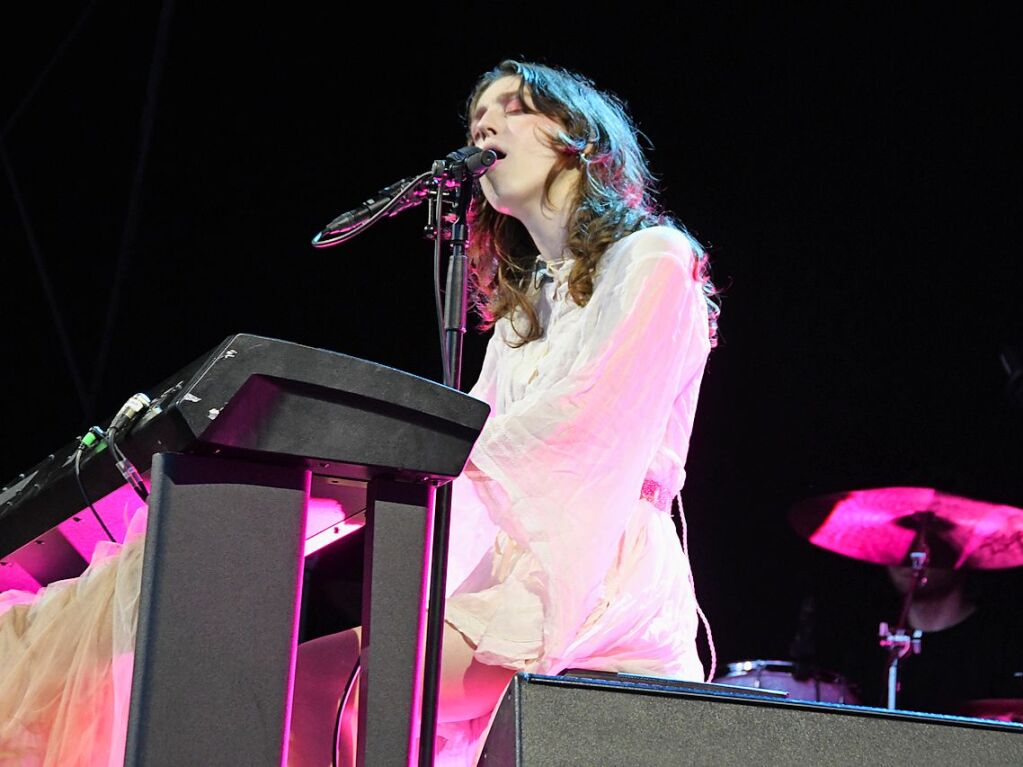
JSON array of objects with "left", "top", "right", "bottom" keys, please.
[
  {"left": 876, "top": 566, "right": 1023, "bottom": 715},
  {"left": 826, "top": 565, "right": 1023, "bottom": 716},
  {"left": 788, "top": 486, "right": 1023, "bottom": 717}
]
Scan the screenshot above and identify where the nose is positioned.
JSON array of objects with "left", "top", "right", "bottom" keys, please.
[{"left": 473, "top": 110, "right": 499, "bottom": 145}]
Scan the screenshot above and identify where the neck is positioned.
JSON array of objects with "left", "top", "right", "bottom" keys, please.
[
  {"left": 513, "top": 169, "right": 580, "bottom": 264},
  {"left": 907, "top": 589, "right": 976, "bottom": 632}
]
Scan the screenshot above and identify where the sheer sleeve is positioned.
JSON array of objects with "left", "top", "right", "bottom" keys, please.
[
  {"left": 446, "top": 331, "right": 504, "bottom": 595},
  {"left": 464, "top": 325, "right": 503, "bottom": 407},
  {"left": 464, "top": 227, "right": 710, "bottom": 663}
]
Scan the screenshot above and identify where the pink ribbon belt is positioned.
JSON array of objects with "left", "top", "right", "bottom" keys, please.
[{"left": 640, "top": 479, "right": 673, "bottom": 513}]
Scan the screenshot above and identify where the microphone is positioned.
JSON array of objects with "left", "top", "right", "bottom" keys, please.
[
  {"left": 318, "top": 147, "right": 501, "bottom": 237},
  {"left": 443, "top": 146, "right": 502, "bottom": 177}
]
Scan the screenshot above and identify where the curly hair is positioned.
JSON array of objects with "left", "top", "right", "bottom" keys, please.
[{"left": 464, "top": 59, "right": 719, "bottom": 348}]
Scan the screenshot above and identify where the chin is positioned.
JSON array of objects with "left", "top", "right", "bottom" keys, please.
[
  {"left": 486, "top": 184, "right": 548, "bottom": 218},
  {"left": 482, "top": 187, "right": 525, "bottom": 218}
]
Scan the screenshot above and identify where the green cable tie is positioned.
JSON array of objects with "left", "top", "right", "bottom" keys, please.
[{"left": 80, "top": 429, "right": 109, "bottom": 452}]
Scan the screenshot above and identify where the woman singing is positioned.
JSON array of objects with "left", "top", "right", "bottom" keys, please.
[{"left": 290, "top": 58, "right": 719, "bottom": 766}]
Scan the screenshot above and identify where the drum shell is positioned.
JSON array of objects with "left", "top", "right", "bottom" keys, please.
[{"left": 715, "top": 660, "right": 861, "bottom": 705}]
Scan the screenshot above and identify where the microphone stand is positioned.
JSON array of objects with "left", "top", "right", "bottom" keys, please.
[
  {"left": 311, "top": 146, "right": 496, "bottom": 766},
  {"left": 878, "top": 515, "right": 930, "bottom": 710},
  {"left": 417, "top": 160, "right": 475, "bottom": 766}
]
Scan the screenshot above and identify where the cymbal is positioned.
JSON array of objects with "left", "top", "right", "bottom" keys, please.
[
  {"left": 788, "top": 487, "right": 1023, "bottom": 569},
  {"left": 952, "top": 699, "right": 1023, "bottom": 723}
]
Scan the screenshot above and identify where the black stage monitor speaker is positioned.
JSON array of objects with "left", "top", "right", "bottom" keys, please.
[{"left": 479, "top": 672, "right": 1023, "bottom": 766}]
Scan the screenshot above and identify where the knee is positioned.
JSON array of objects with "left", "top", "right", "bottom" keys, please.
[
  {"left": 438, "top": 624, "right": 515, "bottom": 723},
  {"left": 294, "top": 629, "right": 360, "bottom": 697},
  {"left": 289, "top": 628, "right": 362, "bottom": 766},
  {"left": 296, "top": 628, "right": 361, "bottom": 671}
]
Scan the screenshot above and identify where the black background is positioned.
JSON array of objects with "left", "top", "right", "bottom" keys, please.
[{"left": 2, "top": 3, "right": 1021, "bottom": 698}]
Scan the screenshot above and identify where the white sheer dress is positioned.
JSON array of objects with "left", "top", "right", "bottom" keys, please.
[{"left": 438, "top": 224, "right": 711, "bottom": 762}]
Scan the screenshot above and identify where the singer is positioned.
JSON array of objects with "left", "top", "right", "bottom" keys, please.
[{"left": 289, "top": 59, "right": 720, "bottom": 766}]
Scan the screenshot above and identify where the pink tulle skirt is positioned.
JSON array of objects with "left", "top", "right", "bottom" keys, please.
[{"left": 0, "top": 508, "right": 146, "bottom": 767}]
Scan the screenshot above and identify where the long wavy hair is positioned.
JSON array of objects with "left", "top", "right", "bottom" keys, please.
[{"left": 464, "top": 59, "right": 719, "bottom": 347}]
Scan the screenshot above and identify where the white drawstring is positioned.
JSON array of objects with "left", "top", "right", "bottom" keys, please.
[{"left": 676, "top": 490, "right": 716, "bottom": 683}]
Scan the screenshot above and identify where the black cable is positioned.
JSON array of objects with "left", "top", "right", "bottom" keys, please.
[
  {"left": 332, "top": 656, "right": 361, "bottom": 767},
  {"left": 311, "top": 169, "right": 448, "bottom": 381},
  {"left": 0, "top": 137, "right": 89, "bottom": 416},
  {"left": 2, "top": 1, "right": 100, "bottom": 420},
  {"left": 1, "top": 0, "right": 97, "bottom": 139},
  {"left": 433, "top": 184, "right": 450, "bottom": 384},
  {"left": 311, "top": 172, "right": 432, "bottom": 248},
  {"left": 73, "top": 428, "right": 116, "bottom": 543},
  {"left": 88, "top": 0, "right": 175, "bottom": 421},
  {"left": 106, "top": 426, "right": 149, "bottom": 502}
]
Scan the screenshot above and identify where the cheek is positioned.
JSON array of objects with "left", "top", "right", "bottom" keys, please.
[
  {"left": 525, "top": 120, "right": 563, "bottom": 156},
  {"left": 518, "top": 137, "right": 564, "bottom": 180}
]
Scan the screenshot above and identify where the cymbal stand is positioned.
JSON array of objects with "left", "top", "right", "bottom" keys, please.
[{"left": 879, "top": 521, "right": 930, "bottom": 710}]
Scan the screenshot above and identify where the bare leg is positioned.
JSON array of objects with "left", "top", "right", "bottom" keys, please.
[
  {"left": 340, "top": 623, "right": 514, "bottom": 758},
  {"left": 291, "top": 623, "right": 514, "bottom": 765},
  {"left": 287, "top": 628, "right": 361, "bottom": 767},
  {"left": 437, "top": 622, "right": 515, "bottom": 724}
]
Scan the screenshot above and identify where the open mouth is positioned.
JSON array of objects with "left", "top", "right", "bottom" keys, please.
[{"left": 481, "top": 142, "right": 507, "bottom": 160}]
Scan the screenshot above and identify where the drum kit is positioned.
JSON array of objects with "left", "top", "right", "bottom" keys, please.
[{"left": 713, "top": 486, "right": 1023, "bottom": 722}]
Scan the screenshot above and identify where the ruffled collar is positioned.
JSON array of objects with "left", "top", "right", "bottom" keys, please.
[{"left": 534, "top": 255, "right": 575, "bottom": 287}]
